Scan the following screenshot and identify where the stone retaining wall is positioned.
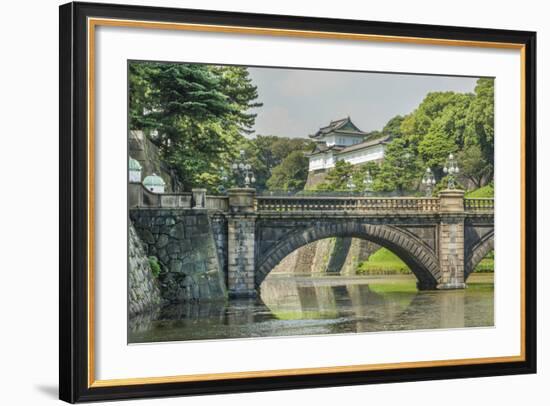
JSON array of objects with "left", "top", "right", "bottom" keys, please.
[
  {"left": 130, "top": 209, "right": 227, "bottom": 303},
  {"left": 340, "top": 238, "right": 380, "bottom": 275},
  {"left": 128, "top": 223, "right": 161, "bottom": 317},
  {"left": 270, "top": 237, "right": 380, "bottom": 277},
  {"left": 271, "top": 239, "right": 334, "bottom": 275}
]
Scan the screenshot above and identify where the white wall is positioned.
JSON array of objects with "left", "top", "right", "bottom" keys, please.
[
  {"left": 0, "top": 0, "right": 546, "bottom": 405},
  {"left": 322, "top": 135, "right": 363, "bottom": 147},
  {"left": 340, "top": 144, "right": 385, "bottom": 165},
  {"left": 309, "top": 144, "right": 385, "bottom": 170},
  {"left": 309, "top": 155, "right": 326, "bottom": 171}
]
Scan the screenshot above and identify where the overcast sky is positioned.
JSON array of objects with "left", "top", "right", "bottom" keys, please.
[{"left": 247, "top": 67, "right": 478, "bottom": 138}]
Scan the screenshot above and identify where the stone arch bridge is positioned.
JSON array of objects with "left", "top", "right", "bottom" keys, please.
[{"left": 129, "top": 185, "right": 494, "bottom": 298}]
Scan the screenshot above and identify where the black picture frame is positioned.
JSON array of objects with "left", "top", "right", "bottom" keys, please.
[{"left": 59, "top": 1, "right": 537, "bottom": 403}]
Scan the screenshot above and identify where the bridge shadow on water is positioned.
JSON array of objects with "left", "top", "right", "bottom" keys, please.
[{"left": 128, "top": 274, "right": 494, "bottom": 344}]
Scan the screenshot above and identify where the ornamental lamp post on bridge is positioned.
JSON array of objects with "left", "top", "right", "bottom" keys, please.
[
  {"left": 346, "top": 175, "right": 356, "bottom": 193},
  {"left": 443, "top": 153, "right": 460, "bottom": 189},
  {"left": 226, "top": 150, "right": 258, "bottom": 298},
  {"left": 363, "top": 170, "right": 373, "bottom": 194},
  {"left": 421, "top": 167, "right": 436, "bottom": 196},
  {"left": 217, "top": 168, "right": 230, "bottom": 194},
  {"left": 231, "top": 149, "right": 256, "bottom": 188},
  {"left": 438, "top": 154, "right": 466, "bottom": 289}
]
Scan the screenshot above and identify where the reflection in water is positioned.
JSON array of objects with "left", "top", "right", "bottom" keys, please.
[{"left": 128, "top": 274, "right": 494, "bottom": 343}]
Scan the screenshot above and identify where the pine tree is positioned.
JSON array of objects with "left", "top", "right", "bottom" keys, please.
[{"left": 128, "top": 62, "right": 262, "bottom": 190}]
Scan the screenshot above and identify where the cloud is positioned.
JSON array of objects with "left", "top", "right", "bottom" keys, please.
[
  {"left": 248, "top": 67, "right": 478, "bottom": 138},
  {"left": 277, "top": 69, "right": 356, "bottom": 97},
  {"left": 253, "top": 105, "right": 299, "bottom": 137}
]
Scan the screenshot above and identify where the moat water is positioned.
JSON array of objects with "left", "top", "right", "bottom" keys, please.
[{"left": 128, "top": 273, "right": 494, "bottom": 343}]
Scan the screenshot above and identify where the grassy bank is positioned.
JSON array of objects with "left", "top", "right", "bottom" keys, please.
[
  {"left": 357, "top": 248, "right": 411, "bottom": 275},
  {"left": 367, "top": 281, "right": 418, "bottom": 293},
  {"left": 473, "top": 253, "right": 494, "bottom": 273},
  {"left": 357, "top": 248, "right": 494, "bottom": 275},
  {"left": 465, "top": 183, "right": 494, "bottom": 198}
]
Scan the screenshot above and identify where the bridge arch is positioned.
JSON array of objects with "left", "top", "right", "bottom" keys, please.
[
  {"left": 465, "top": 230, "right": 494, "bottom": 279},
  {"left": 256, "top": 222, "right": 439, "bottom": 290}
]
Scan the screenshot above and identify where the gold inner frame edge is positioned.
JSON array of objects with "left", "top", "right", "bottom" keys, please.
[{"left": 86, "top": 17, "right": 527, "bottom": 388}]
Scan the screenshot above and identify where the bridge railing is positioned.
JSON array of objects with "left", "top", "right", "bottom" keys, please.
[
  {"left": 130, "top": 183, "right": 194, "bottom": 208},
  {"left": 464, "top": 198, "right": 494, "bottom": 212},
  {"left": 158, "top": 193, "right": 192, "bottom": 208},
  {"left": 130, "top": 183, "right": 231, "bottom": 211},
  {"left": 256, "top": 196, "right": 440, "bottom": 213},
  {"left": 131, "top": 184, "right": 494, "bottom": 215},
  {"left": 205, "top": 195, "right": 229, "bottom": 212}
]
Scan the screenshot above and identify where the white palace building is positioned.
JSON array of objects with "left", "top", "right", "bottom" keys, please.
[{"left": 306, "top": 117, "right": 389, "bottom": 185}]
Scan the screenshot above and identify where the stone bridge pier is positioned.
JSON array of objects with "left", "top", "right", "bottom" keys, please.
[
  {"left": 226, "top": 188, "right": 258, "bottom": 298},
  {"left": 437, "top": 190, "right": 467, "bottom": 289}
]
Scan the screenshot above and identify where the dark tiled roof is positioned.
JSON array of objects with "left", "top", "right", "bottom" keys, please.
[
  {"left": 338, "top": 135, "right": 391, "bottom": 154},
  {"left": 309, "top": 117, "right": 368, "bottom": 139},
  {"left": 317, "top": 117, "right": 349, "bottom": 131},
  {"left": 307, "top": 144, "right": 344, "bottom": 156},
  {"left": 332, "top": 129, "right": 366, "bottom": 136}
]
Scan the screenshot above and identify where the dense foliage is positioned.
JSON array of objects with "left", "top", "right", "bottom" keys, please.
[
  {"left": 129, "top": 62, "right": 317, "bottom": 193},
  {"left": 465, "top": 182, "right": 494, "bottom": 198},
  {"left": 130, "top": 63, "right": 493, "bottom": 197},
  {"left": 266, "top": 150, "right": 310, "bottom": 191},
  {"left": 241, "top": 136, "right": 313, "bottom": 191},
  {"left": 312, "top": 78, "right": 494, "bottom": 194},
  {"left": 357, "top": 248, "right": 411, "bottom": 275},
  {"left": 129, "top": 62, "right": 261, "bottom": 191}
]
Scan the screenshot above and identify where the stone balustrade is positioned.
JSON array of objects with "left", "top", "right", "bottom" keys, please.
[
  {"left": 129, "top": 183, "right": 229, "bottom": 211},
  {"left": 256, "top": 196, "right": 441, "bottom": 213},
  {"left": 205, "top": 196, "right": 230, "bottom": 212},
  {"left": 130, "top": 187, "right": 494, "bottom": 297},
  {"left": 130, "top": 183, "right": 494, "bottom": 216},
  {"left": 464, "top": 198, "right": 495, "bottom": 212}
]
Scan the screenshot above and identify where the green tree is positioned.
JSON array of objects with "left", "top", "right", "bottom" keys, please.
[
  {"left": 464, "top": 78, "right": 495, "bottom": 179},
  {"left": 417, "top": 94, "right": 471, "bottom": 174},
  {"left": 363, "top": 115, "right": 404, "bottom": 143},
  {"left": 266, "top": 151, "right": 309, "bottom": 191},
  {"left": 351, "top": 162, "right": 380, "bottom": 192},
  {"left": 243, "top": 136, "right": 313, "bottom": 191},
  {"left": 382, "top": 115, "right": 405, "bottom": 138},
  {"left": 210, "top": 65, "right": 262, "bottom": 134},
  {"left": 458, "top": 144, "right": 492, "bottom": 188},
  {"left": 315, "top": 160, "right": 354, "bottom": 191},
  {"left": 128, "top": 62, "right": 262, "bottom": 191},
  {"left": 373, "top": 138, "right": 421, "bottom": 194},
  {"left": 417, "top": 124, "right": 457, "bottom": 171},
  {"left": 129, "top": 63, "right": 154, "bottom": 129},
  {"left": 400, "top": 92, "right": 473, "bottom": 148}
]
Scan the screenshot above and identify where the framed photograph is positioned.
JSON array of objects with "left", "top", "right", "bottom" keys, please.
[{"left": 59, "top": 1, "right": 536, "bottom": 403}]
